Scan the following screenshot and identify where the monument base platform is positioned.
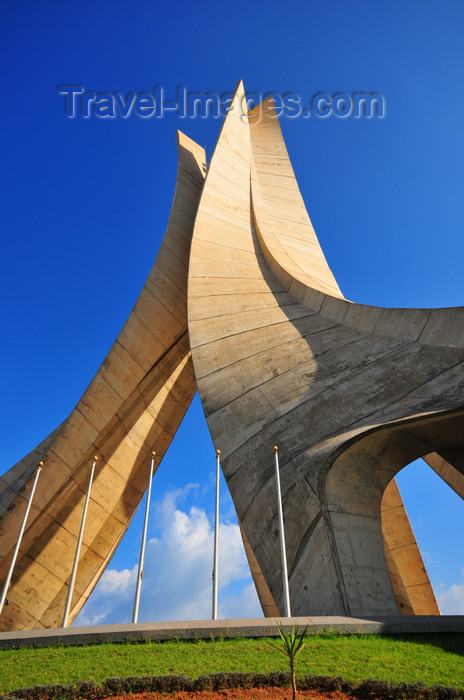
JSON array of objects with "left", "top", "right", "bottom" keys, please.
[{"left": 0, "top": 615, "right": 463, "bottom": 649}]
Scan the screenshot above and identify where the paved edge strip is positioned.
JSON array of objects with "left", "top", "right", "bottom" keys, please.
[{"left": 0, "top": 615, "right": 463, "bottom": 649}]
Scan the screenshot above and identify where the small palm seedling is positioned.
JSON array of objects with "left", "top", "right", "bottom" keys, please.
[{"left": 267, "top": 621, "right": 308, "bottom": 700}]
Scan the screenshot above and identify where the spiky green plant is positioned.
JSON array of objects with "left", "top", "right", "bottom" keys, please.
[{"left": 267, "top": 622, "right": 308, "bottom": 700}]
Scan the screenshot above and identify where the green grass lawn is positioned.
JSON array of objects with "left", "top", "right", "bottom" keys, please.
[{"left": 1, "top": 634, "right": 463, "bottom": 694}]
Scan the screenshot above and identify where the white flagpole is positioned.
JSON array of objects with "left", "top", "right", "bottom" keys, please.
[
  {"left": 62, "top": 455, "right": 97, "bottom": 628},
  {"left": 0, "top": 461, "right": 43, "bottom": 617},
  {"left": 132, "top": 450, "right": 156, "bottom": 624},
  {"left": 274, "top": 446, "right": 291, "bottom": 617},
  {"left": 212, "top": 448, "right": 220, "bottom": 619}
]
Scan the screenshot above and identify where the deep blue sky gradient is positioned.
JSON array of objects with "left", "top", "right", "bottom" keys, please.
[{"left": 1, "top": 0, "right": 463, "bottom": 618}]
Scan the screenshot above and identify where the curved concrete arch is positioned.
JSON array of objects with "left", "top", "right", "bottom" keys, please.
[
  {"left": 325, "top": 410, "right": 464, "bottom": 615},
  {"left": 0, "top": 132, "right": 206, "bottom": 631},
  {"left": 250, "top": 98, "right": 464, "bottom": 348}
]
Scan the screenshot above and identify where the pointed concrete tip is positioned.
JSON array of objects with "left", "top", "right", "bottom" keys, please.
[
  {"left": 231, "top": 79, "right": 245, "bottom": 99},
  {"left": 248, "top": 93, "right": 280, "bottom": 124},
  {"left": 263, "top": 94, "right": 276, "bottom": 107},
  {"left": 225, "top": 79, "right": 248, "bottom": 122},
  {"left": 177, "top": 130, "right": 205, "bottom": 156},
  {"left": 177, "top": 130, "right": 194, "bottom": 146}
]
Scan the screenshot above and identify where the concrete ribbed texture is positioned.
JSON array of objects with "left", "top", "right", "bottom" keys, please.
[{"left": 1, "top": 80, "right": 463, "bottom": 632}]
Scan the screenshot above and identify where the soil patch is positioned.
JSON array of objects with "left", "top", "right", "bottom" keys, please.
[{"left": 101, "top": 691, "right": 375, "bottom": 700}]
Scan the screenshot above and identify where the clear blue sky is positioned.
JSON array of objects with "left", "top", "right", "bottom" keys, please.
[{"left": 1, "top": 1, "right": 463, "bottom": 622}]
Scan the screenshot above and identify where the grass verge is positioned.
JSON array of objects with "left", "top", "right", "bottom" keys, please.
[{"left": 1, "top": 633, "right": 463, "bottom": 694}]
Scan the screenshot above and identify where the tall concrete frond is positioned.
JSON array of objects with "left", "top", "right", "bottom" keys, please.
[
  {"left": 0, "top": 133, "right": 206, "bottom": 630},
  {"left": 188, "top": 81, "right": 463, "bottom": 617}
]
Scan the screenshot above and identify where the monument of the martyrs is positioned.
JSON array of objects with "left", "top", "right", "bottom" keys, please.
[{"left": 1, "top": 81, "right": 463, "bottom": 631}]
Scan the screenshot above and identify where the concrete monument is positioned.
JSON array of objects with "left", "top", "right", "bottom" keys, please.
[{"left": 1, "top": 81, "right": 463, "bottom": 630}]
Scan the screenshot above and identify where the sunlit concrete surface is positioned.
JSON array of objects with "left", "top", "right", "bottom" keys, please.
[{"left": 1, "top": 80, "right": 463, "bottom": 632}]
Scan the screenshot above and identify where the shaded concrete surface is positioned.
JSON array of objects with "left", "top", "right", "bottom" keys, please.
[
  {"left": 0, "top": 616, "right": 463, "bottom": 649},
  {"left": 188, "top": 81, "right": 464, "bottom": 619}
]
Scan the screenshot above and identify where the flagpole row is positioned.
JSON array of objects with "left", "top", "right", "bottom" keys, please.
[
  {"left": 0, "top": 461, "right": 43, "bottom": 617},
  {"left": 62, "top": 455, "right": 97, "bottom": 628},
  {"left": 212, "top": 448, "right": 220, "bottom": 620},
  {"left": 132, "top": 450, "right": 156, "bottom": 624},
  {"left": 274, "top": 446, "right": 291, "bottom": 617}
]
